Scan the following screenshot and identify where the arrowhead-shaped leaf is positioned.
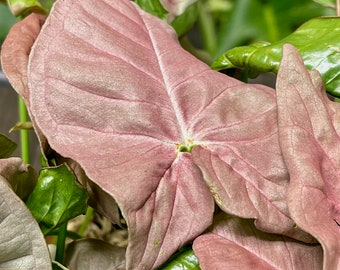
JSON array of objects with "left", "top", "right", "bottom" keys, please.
[
  {"left": 277, "top": 44, "right": 340, "bottom": 269},
  {"left": 2, "top": 0, "right": 309, "bottom": 268},
  {"left": 193, "top": 213, "right": 323, "bottom": 269},
  {"left": 0, "top": 158, "right": 51, "bottom": 269}
]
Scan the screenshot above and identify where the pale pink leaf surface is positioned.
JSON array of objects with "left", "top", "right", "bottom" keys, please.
[
  {"left": 19, "top": 0, "right": 300, "bottom": 268},
  {"left": 193, "top": 212, "right": 323, "bottom": 270},
  {"left": 0, "top": 158, "right": 52, "bottom": 269},
  {"left": 64, "top": 239, "right": 126, "bottom": 270},
  {"left": 277, "top": 44, "right": 340, "bottom": 269}
]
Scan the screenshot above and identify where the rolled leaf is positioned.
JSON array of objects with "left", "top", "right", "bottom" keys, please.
[
  {"left": 277, "top": 44, "right": 340, "bottom": 269},
  {"left": 0, "top": 133, "right": 17, "bottom": 158},
  {"left": 0, "top": 157, "right": 37, "bottom": 201},
  {"left": 6, "top": 0, "right": 47, "bottom": 16},
  {"left": 213, "top": 17, "right": 340, "bottom": 97}
]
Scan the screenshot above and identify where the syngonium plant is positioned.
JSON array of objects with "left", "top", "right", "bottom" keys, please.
[{"left": 0, "top": 0, "right": 340, "bottom": 269}]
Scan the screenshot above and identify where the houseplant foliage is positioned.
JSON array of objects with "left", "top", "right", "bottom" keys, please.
[{"left": 0, "top": 0, "right": 339, "bottom": 269}]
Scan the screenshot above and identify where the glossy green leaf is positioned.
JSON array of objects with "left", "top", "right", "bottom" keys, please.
[
  {"left": 26, "top": 164, "right": 88, "bottom": 234},
  {"left": 212, "top": 17, "right": 340, "bottom": 97},
  {"left": 159, "top": 248, "right": 200, "bottom": 270},
  {"left": 0, "top": 133, "right": 17, "bottom": 158}
]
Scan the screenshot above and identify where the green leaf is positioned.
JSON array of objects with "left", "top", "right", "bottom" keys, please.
[
  {"left": 9, "top": 121, "right": 33, "bottom": 132},
  {"left": 159, "top": 248, "right": 200, "bottom": 270},
  {"left": 213, "top": 0, "right": 334, "bottom": 58},
  {"left": 171, "top": 2, "right": 198, "bottom": 37},
  {"left": 6, "top": 0, "right": 47, "bottom": 16},
  {"left": 135, "top": 0, "right": 168, "bottom": 21},
  {"left": 313, "top": 0, "right": 336, "bottom": 8},
  {"left": 0, "top": 133, "right": 17, "bottom": 158},
  {"left": 0, "top": 3, "right": 17, "bottom": 42},
  {"left": 212, "top": 17, "right": 340, "bottom": 97},
  {"left": 26, "top": 164, "right": 88, "bottom": 235}
]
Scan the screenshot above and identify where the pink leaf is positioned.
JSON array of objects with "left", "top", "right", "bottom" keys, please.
[
  {"left": 1, "top": 13, "right": 45, "bottom": 104},
  {"left": 193, "top": 213, "right": 323, "bottom": 270},
  {"left": 277, "top": 44, "right": 340, "bottom": 269},
  {"left": 0, "top": 158, "right": 51, "bottom": 269},
  {"left": 1, "top": 0, "right": 308, "bottom": 268}
]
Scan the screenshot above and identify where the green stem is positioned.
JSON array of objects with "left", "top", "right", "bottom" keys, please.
[
  {"left": 18, "top": 97, "right": 30, "bottom": 164},
  {"left": 77, "top": 206, "right": 94, "bottom": 236},
  {"left": 55, "top": 222, "right": 68, "bottom": 264},
  {"left": 197, "top": 1, "right": 216, "bottom": 57},
  {"left": 263, "top": 3, "right": 280, "bottom": 42}
]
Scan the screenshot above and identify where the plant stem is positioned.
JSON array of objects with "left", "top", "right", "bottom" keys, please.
[
  {"left": 263, "top": 3, "right": 279, "bottom": 42},
  {"left": 337, "top": 0, "right": 340, "bottom": 16},
  {"left": 18, "top": 97, "right": 30, "bottom": 164},
  {"left": 55, "top": 222, "right": 68, "bottom": 264},
  {"left": 77, "top": 206, "right": 94, "bottom": 236},
  {"left": 197, "top": 1, "right": 216, "bottom": 57}
]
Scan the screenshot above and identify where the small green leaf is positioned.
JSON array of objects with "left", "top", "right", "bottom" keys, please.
[
  {"left": 7, "top": 0, "right": 47, "bottom": 16},
  {"left": 26, "top": 164, "right": 88, "bottom": 235},
  {"left": 0, "top": 133, "right": 17, "bottom": 158},
  {"left": 213, "top": 17, "right": 340, "bottom": 97},
  {"left": 159, "top": 248, "right": 200, "bottom": 270},
  {"left": 171, "top": 2, "right": 199, "bottom": 36},
  {"left": 9, "top": 121, "right": 33, "bottom": 132},
  {"left": 135, "top": 0, "right": 168, "bottom": 21}
]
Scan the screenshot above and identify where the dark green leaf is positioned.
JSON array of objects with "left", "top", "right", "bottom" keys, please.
[
  {"left": 0, "top": 133, "right": 17, "bottom": 158},
  {"left": 213, "top": 17, "right": 340, "bottom": 97},
  {"left": 159, "top": 248, "right": 200, "bottom": 270},
  {"left": 26, "top": 163, "right": 88, "bottom": 234}
]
